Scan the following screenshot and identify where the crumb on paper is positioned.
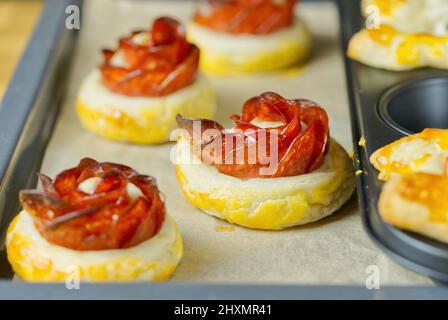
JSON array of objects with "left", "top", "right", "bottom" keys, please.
[
  {"left": 358, "top": 136, "right": 366, "bottom": 147},
  {"left": 348, "top": 151, "right": 354, "bottom": 159},
  {"left": 215, "top": 225, "right": 235, "bottom": 232}
]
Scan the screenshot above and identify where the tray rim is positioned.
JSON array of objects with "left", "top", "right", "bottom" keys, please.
[
  {"left": 0, "top": 0, "right": 70, "bottom": 182},
  {"left": 0, "top": 0, "right": 447, "bottom": 299}
]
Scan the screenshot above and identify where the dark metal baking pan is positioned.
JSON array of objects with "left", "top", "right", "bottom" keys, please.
[
  {"left": 0, "top": 0, "right": 448, "bottom": 299},
  {"left": 379, "top": 77, "right": 448, "bottom": 135},
  {"left": 339, "top": 0, "right": 448, "bottom": 283}
]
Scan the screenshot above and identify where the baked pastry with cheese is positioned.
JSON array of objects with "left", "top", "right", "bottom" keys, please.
[
  {"left": 361, "top": 0, "right": 448, "bottom": 36},
  {"left": 371, "top": 129, "right": 448, "bottom": 243},
  {"left": 370, "top": 128, "right": 448, "bottom": 180},
  {"left": 348, "top": 1, "right": 448, "bottom": 70},
  {"left": 379, "top": 172, "right": 448, "bottom": 244},
  {"left": 175, "top": 92, "right": 355, "bottom": 230},
  {"left": 187, "top": 0, "right": 311, "bottom": 75},
  {"left": 76, "top": 17, "right": 216, "bottom": 144},
  {"left": 348, "top": 25, "right": 448, "bottom": 71},
  {"left": 6, "top": 158, "right": 182, "bottom": 282}
]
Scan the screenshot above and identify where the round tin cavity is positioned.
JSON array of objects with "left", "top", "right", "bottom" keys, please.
[{"left": 379, "top": 77, "right": 448, "bottom": 135}]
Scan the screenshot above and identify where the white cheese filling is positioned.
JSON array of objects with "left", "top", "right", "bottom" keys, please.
[{"left": 78, "top": 177, "right": 143, "bottom": 202}]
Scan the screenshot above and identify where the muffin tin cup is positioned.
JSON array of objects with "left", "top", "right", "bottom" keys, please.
[{"left": 379, "top": 77, "right": 448, "bottom": 135}]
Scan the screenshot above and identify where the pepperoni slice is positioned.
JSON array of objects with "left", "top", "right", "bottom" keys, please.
[
  {"left": 194, "top": 0, "right": 297, "bottom": 35},
  {"left": 100, "top": 17, "right": 199, "bottom": 97},
  {"left": 19, "top": 158, "right": 165, "bottom": 251},
  {"left": 177, "top": 92, "right": 329, "bottom": 178}
]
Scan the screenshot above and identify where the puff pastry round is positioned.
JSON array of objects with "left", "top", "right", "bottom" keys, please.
[
  {"left": 187, "top": 19, "right": 311, "bottom": 75},
  {"left": 6, "top": 158, "right": 183, "bottom": 282}
]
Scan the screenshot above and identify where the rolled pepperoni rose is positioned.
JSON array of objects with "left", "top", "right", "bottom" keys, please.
[
  {"left": 194, "top": 0, "right": 297, "bottom": 35},
  {"left": 19, "top": 158, "right": 165, "bottom": 251},
  {"left": 100, "top": 17, "right": 199, "bottom": 97},
  {"left": 176, "top": 91, "right": 329, "bottom": 178}
]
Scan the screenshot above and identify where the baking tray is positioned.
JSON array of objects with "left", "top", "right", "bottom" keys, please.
[
  {"left": 339, "top": 0, "right": 448, "bottom": 283},
  {"left": 1, "top": 0, "right": 448, "bottom": 299}
]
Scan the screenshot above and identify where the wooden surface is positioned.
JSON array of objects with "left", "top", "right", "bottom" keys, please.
[{"left": 0, "top": 0, "right": 43, "bottom": 99}]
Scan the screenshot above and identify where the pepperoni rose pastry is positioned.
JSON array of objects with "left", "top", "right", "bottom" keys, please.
[
  {"left": 187, "top": 0, "right": 312, "bottom": 75},
  {"left": 6, "top": 158, "right": 182, "bottom": 282},
  {"left": 76, "top": 17, "right": 216, "bottom": 144},
  {"left": 175, "top": 92, "right": 355, "bottom": 230}
]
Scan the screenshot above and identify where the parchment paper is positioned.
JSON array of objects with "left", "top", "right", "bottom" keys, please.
[{"left": 40, "top": 0, "right": 433, "bottom": 285}]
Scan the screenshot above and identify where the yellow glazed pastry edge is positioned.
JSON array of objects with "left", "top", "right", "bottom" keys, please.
[
  {"left": 176, "top": 138, "right": 355, "bottom": 230},
  {"left": 76, "top": 70, "right": 217, "bottom": 144},
  {"left": 6, "top": 211, "right": 183, "bottom": 282}
]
